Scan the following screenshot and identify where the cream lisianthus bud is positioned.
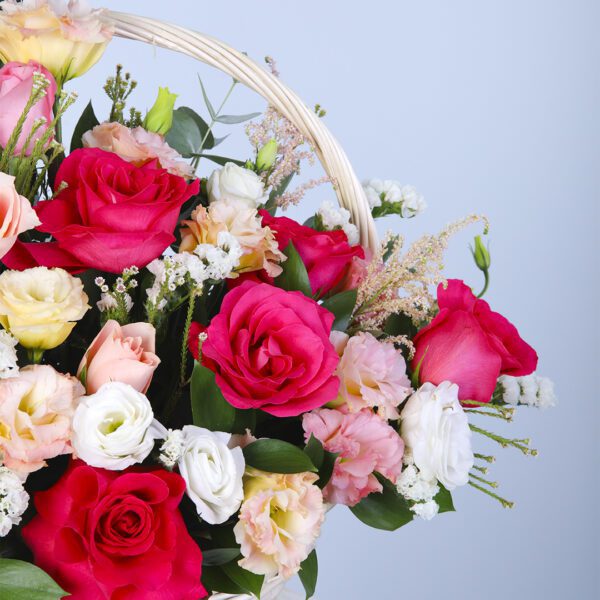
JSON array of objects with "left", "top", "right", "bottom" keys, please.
[
  {"left": 71, "top": 381, "right": 164, "bottom": 470},
  {"left": 0, "top": 0, "right": 113, "bottom": 84},
  {"left": 256, "top": 139, "right": 277, "bottom": 172},
  {"left": 0, "top": 267, "right": 89, "bottom": 350}
]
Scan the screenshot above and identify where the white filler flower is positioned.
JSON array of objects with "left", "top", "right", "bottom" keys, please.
[
  {"left": 316, "top": 200, "right": 359, "bottom": 245},
  {"left": 177, "top": 425, "right": 245, "bottom": 525},
  {"left": 208, "top": 162, "right": 268, "bottom": 208},
  {"left": 72, "top": 381, "right": 163, "bottom": 470},
  {"left": 498, "top": 373, "right": 557, "bottom": 409},
  {"left": 401, "top": 381, "right": 473, "bottom": 490},
  {"left": 0, "top": 466, "right": 29, "bottom": 537},
  {"left": 0, "top": 330, "right": 18, "bottom": 379}
]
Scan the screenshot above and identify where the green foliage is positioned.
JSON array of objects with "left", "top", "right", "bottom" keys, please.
[
  {"left": 190, "top": 361, "right": 255, "bottom": 433},
  {"left": 243, "top": 439, "right": 317, "bottom": 474},
  {"left": 303, "top": 435, "right": 338, "bottom": 489},
  {"left": 349, "top": 473, "right": 414, "bottom": 531},
  {"left": 201, "top": 548, "right": 241, "bottom": 567},
  {"left": 434, "top": 483, "right": 456, "bottom": 514},
  {"left": 274, "top": 242, "right": 312, "bottom": 297},
  {"left": 321, "top": 289, "right": 358, "bottom": 331},
  {"left": 166, "top": 107, "right": 215, "bottom": 158},
  {"left": 70, "top": 100, "right": 99, "bottom": 152},
  {"left": 0, "top": 559, "right": 67, "bottom": 600},
  {"left": 221, "top": 562, "right": 264, "bottom": 597},
  {"left": 298, "top": 549, "right": 318, "bottom": 599}
]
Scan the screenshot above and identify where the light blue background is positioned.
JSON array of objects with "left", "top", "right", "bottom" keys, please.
[{"left": 65, "top": 1, "right": 598, "bottom": 598}]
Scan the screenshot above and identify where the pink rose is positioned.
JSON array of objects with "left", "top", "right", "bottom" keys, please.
[
  {"left": 0, "top": 61, "right": 56, "bottom": 156},
  {"left": 333, "top": 331, "right": 412, "bottom": 420},
  {"left": 0, "top": 172, "right": 40, "bottom": 259},
  {"left": 412, "top": 279, "right": 538, "bottom": 403},
  {"left": 0, "top": 365, "right": 84, "bottom": 475},
  {"left": 302, "top": 408, "right": 404, "bottom": 506},
  {"left": 202, "top": 281, "right": 339, "bottom": 417},
  {"left": 77, "top": 320, "right": 160, "bottom": 394}
]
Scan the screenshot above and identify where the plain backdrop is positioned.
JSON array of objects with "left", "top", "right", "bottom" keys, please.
[{"left": 64, "top": 1, "right": 599, "bottom": 598}]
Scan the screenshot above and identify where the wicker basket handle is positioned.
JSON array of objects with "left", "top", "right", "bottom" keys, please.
[{"left": 104, "top": 10, "right": 379, "bottom": 253}]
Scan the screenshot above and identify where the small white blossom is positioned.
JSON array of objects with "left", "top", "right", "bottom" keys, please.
[
  {"left": 96, "top": 292, "right": 118, "bottom": 312},
  {"left": 316, "top": 200, "right": 359, "bottom": 245},
  {"left": 397, "top": 451, "right": 440, "bottom": 520},
  {"left": 362, "top": 179, "right": 426, "bottom": 217},
  {"left": 0, "top": 466, "right": 29, "bottom": 537},
  {"left": 498, "top": 373, "right": 557, "bottom": 409},
  {"left": 158, "top": 428, "right": 186, "bottom": 468},
  {"left": 412, "top": 500, "right": 439, "bottom": 520},
  {"left": 0, "top": 330, "right": 19, "bottom": 379}
]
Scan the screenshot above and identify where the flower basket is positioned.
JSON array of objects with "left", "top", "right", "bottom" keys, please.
[{"left": 0, "top": 2, "right": 554, "bottom": 600}]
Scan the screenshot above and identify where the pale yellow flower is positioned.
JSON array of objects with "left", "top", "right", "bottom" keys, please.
[
  {"left": 0, "top": 0, "right": 113, "bottom": 84},
  {"left": 0, "top": 266, "right": 89, "bottom": 349}
]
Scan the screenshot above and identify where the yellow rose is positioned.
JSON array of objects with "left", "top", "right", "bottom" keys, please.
[
  {"left": 0, "top": 0, "right": 113, "bottom": 84},
  {"left": 0, "top": 266, "right": 89, "bottom": 349}
]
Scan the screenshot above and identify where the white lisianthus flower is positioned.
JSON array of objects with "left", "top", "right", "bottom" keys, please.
[
  {"left": 0, "top": 466, "right": 29, "bottom": 537},
  {"left": 177, "top": 425, "right": 245, "bottom": 525},
  {"left": 400, "top": 381, "right": 473, "bottom": 490},
  {"left": 71, "top": 382, "right": 164, "bottom": 470},
  {"left": 208, "top": 162, "right": 268, "bottom": 208},
  {"left": 0, "top": 330, "right": 18, "bottom": 379}
]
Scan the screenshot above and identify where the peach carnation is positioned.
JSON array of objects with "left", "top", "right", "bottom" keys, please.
[
  {"left": 82, "top": 122, "right": 194, "bottom": 179},
  {"left": 0, "top": 364, "right": 84, "bottom": 475},
  {"left": 303, "top": 407, "right": 404, "bottom": 506},
  {"left": 180, "top": 199, "right": 285, "bottom": 277},
  {"left": 234, "top": 468, "right": 324, "bottom": 579}
]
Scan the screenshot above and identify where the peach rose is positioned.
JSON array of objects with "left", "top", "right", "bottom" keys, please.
[
  {"left": 234, "top": 468, "right": 324, "bottom": 579},
  {"left": 82, "top": 122, "right": 194, "bottom": 179},
  {"left": 0, "top": 364, "right": 84, "bottom": 475},
  {"left": 180, "top": 199, "right": 285, "bottom": 277},
  {"left": 77, "top": 320, "right": 160, "bottom": 394},
  {"left": 0, "top": 173, "right": 40, "bottom": 259}
]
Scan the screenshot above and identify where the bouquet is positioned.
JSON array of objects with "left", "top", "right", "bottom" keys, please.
[{"left": 0, "top": 2, "right": 556, "bottom": 599}]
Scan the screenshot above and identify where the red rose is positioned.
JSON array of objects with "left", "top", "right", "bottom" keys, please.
[
  {"left": 259, "top": 211, "right": 365, "bottom": 298},
  {"left": 3, "top": 148, "right": 199, "bottom": 273},
  {"left": 22, "top": 461, "right": 205, "bottom": 600},
  {"left": 202, "top": 281, "right": 340, "bottom": 417},
  {"left": 412, "top": 279, "right": 538, "bottom": 403}
]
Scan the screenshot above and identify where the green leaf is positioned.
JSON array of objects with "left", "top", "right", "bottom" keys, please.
[
  {"left": 434, "top": 483, "right": 455, "bottom": 514},
  {"left": 191, "top": 361, "right": 255, "bottom": 433},
  {"left": 303, "top": 434, "right": 324, "bottom": 469},
  {"left": 202, "top": 566, "right": 246, "bottom": 596},
  {"left": 303, "top": 216, "right": 316, "bottom": 228},
  {"left": 215, "top": 112, "right": 261, "bottom": 125},
  {"left": 316, "top": 449, "right": 338, "bottom": 489},
  {"left": 70, "top": 100, "right": 98, "bottom": 152},
  {"left": 202, "top": 548, "right": 241, "bottom": 567},
  {"left": 321, "top": 289, "right": 358, "bottom": 332},
  {"left": 197, "top": 154, "right": 246, "bottom": 167},
  {"left": 264, "top": 172, "right": 294, "bottom": 214},
  {"left": 165, "top": 107, "right": 215, "bottom": 157},
  {"left": 0, "top": 559, "right": 68, "bottom": 600},
  {"left": 298, "top": 549, "right": 318, "bottom": 599},
  {"left": 349, "top": 473, "right": 414, "bottom": 531},
  {"left": 78, "top": 364, "right": 87, "bottom": 388},
  {"left": 243, "top": 439, "right": 317, "bottom": 474},
  {"left": 275, "top": 242, "right": 312, "bottom": 297},
  {"left": 197, "top": 74, "right": 216, "bottom": 119},
  {"left": 384, "top": 312, "right": 418, "bottom": 338},
  {"left": 221, "top": 562, "right": 264, "bottom": 598}
]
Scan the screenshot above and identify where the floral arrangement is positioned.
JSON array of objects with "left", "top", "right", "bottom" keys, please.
[{"left": 0, "top": 2, "right": 555, "bottom": 599}]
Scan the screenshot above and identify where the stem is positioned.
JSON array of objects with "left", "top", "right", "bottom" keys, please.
[
  {"left": 469, "top": 472, "right": 498, "bottom": 488},
  {"left": 194, "top": 80, "right": 237, "bottom": 172},
  {"left": 465, "top": 408, "right": 513, "bottom": 422},
  {"left": 53, "top": 85, "right": 63, "bottom": 144},
  {"left": 474, "top": 452, "right": 496, "bottom": 463},
  {"left": 469, "top": 481, "right": 514, "bottom": 508},
  {"left": 179, "top": 292, "right": 197, "bottom": 386},
  {"left": 477, "top": 270, "right": 490, "bottom": 298},
  {"left": 470, "top": 424, "right": 537, "bottom": 456},
  {"left": 27, "top": 348, "right": 45, "bottom": 364}
]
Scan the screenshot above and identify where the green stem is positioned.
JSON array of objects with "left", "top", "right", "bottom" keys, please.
[
  {"left": 470, "top": 424, "right": 537, "bottom": 456},
  {"left": 469, "top": 481, "right": 514, "bottom": 509},
  {"left": 469, "top": 472, "right": 498, "bottom": 488},
  {"left": 27, "top": 348, "right": 45, "bottom": 364},
  {"left": 52, "top": 85, "right": 63, "bottom": 144},
  {"left": 477, "top": 270, "right": 489, "bottom": 298},
  {"left": 179, "top": 293, "right": 197, "bottom": 386}
]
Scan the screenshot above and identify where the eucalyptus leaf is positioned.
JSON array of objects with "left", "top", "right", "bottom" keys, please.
[
  {"left": 264, "top": 172, "right": 294, "bottom": 214},
  {"left": 349, "top": 473, "right": 414, "bottom": 531},
  {"left": 197, "top": 74, "right": 216, "bottom": 119},
  {"left": 321, "top": 289, "right": 358, "bottom": 332},
  {"left": 275, "top": 242, "right": 312, "bottom": 297},
  {"left": 198, "top": 154, "right": 246, "bottom": 167},
  {"left": 215, "top": 112, "right": 261, "bottom": 125},
  {"left": 243, "top": 439, "right": 317, "bottom": 474},
  {"left": 298, "top": 549, "right": 318, "bottom": 599},
  {"left": 165, "top": 106, "right": 215, "bottom": 157},
  {"left": 70, "top": 100, "right": 98, "bottom": 152},
  {"left": 0, "top": 559, "right": 67, "bottom": 600}
]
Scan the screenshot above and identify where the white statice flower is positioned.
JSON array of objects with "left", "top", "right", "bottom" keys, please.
[
  {"left": 72, "top": 382, "right": 164, "bottom": 470},
  {"left": 0, "top": 466, "right": 29, "bottom": 537},
  {"left": 316, "top": 200, "right": 359, "bottom": 245},
  {"left": 497, "top": 373, "right": 557, "bottom": 409},
  {"left": 400, "top": 381, "right": 473, "bottom": 490},
  {"left": 193, "top": 231, "right": 243, "bottom": 281},
  {"left": 158, "top": 428, "right": 186, "bottom": 469},
  {"left": 0, "top": 330, "right": 19, "bottom": 379},
  {"left": 96, "top": 292, "right": 118, "bottom": 313},
  {"left": 396, "top": 451, "right": 440, "bottom": 520},
  {"left": 208, "top": 162, "right": 268, "bottom": 208},
  {"left": 362, "top": 178, "right": 426, "bottom": 217},
  {"left": 177, "top": 425, "right": 245, "bottom": 525}
]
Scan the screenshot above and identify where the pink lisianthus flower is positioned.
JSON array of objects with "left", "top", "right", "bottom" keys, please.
[{"left": 302, "top": 408, "right": 404, "bottom": 507}]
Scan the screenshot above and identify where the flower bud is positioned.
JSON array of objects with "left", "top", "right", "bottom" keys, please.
[
  {"left": 256, "top": 139, "right": 277, "bottom": 172},
  {"left": 471, "top": 235, "right": 491, "bottom": 271},
  {"left": 144, "top": 87, "right": 177, "bottom": 135}
]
